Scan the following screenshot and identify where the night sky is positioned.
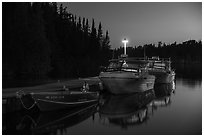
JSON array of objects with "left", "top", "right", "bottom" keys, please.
[{"left": 63, "top": 2, "right": 201, "bottom": 49}]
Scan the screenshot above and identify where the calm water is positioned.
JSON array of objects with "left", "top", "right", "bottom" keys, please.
[{"left": 2, "top": 77, "right": 202, "bottom": 135}]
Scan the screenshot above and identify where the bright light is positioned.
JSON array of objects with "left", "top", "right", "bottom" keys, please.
[
  {"left": 122, "top": 38, "right": 128, "bottom": 55},
  {"left": 122, "top": 38, "right": 128, "bottom": 44}
]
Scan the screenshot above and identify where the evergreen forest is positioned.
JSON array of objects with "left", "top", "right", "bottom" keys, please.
[
  {"left": 3, "top": 2, "right": 112, "bottom": 79},
  {"left": 114, "top": 40, "right": 202, "bottom": 63},
  {"left": 3, "top": 2, "right": 202, "bottom": 80}
]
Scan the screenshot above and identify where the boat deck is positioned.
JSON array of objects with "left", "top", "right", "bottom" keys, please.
[
  {"left": 3, "top": 77, "right": 100, "bottom": 98},
  {"left": 31, "top": 91, "right": 97, "bottom": 95},
  {"left": 2, "top": 77, "right": 101, "bottom": 113}
]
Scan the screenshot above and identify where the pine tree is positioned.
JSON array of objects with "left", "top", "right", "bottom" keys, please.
[{"left": 3, "top": 2, "right": 113, "bottom": 78}]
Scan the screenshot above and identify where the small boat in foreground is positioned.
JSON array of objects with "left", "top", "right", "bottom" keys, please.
[{"left": 17, "top": 90, "right": 99, "bottom": 111}]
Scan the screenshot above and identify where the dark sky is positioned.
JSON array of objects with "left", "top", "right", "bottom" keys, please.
[{"left": 63, "top": 2, "right": 201, "bottom": 48}]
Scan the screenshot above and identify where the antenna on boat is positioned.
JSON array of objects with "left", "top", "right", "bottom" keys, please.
[
  {"left": 122, "top": 38, "right": 128, "bottom": 58},
  {"left": 144, "top": 45, "right": 146, "bottom": 59}
]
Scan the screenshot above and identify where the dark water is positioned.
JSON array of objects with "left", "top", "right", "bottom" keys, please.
[{"left": 2, "top": 69, "right": 202, "bottom": 135}]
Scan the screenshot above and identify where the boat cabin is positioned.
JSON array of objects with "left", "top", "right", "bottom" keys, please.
[
  {"left": 106, "top": 58, "right": 149, "bottom": 73},
  {"left": 147, "top": 57, "right": 171, "bottom": 72}
]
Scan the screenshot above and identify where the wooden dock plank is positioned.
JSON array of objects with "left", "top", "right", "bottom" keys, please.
[
  {"left": 2, "top": 77, "right": 101, "bottom": 113},
  {"left": 2, "top": 77, "right": 100, "bottom": 98}
]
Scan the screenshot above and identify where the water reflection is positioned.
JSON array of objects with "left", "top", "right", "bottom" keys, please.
[
  {"left": 154, "top": 82, "right": 175, "bottom": 97},
  {"left": 172, "top": 63, "right": 202, "bottom": 87},
  {"left": 99, "top": 81, "right": 176, "bottom": 129},
  {"left": 150, "top": 82, "right": 175, "bottom": 110},
  {"left": 3, "top": 103, "right": 98, "bottom": 135},
  {"left": 3, "top": 112, "right": 29, "bottom": 135},
  {"left": 177, "top": 78, "right": 201, "bottom": 88},
  {"left": 99, "top": 90, "right": 154, "bottom": 128},
  {"left": 3, "top": 81, "right": 177, "bottom": 134}
]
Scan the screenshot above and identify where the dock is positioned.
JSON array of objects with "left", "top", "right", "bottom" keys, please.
[{"left": 2, "top": 77, "right": 101, "bottom": 113}]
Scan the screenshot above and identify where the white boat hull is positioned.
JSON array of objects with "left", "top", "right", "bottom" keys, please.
[
  {"left": 149, "top": 71, "right": 175, "bottom": 84},
  {"left": 99, "top": 71, "right": 155, "bottom": 94}
]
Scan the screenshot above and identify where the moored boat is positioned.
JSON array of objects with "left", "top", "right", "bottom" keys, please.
[
  {"left": 99, "top": 58, "right": 155, "bottom": 94},
  {"left": 147, "top": 57, "right": 176, "bottom": 83},
  {"left": 17, "top": 90, "right": 99, "bottom": 111}
]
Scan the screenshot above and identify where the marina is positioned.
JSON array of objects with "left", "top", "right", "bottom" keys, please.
[
  {"left": 99, "top": 38, "right": 175, "bottom": 94},
  {"left": 3, "top": 55, "right": 175, "bottom": 113},
  {"left": 2, "top": 2, "right": 201, "bottom": 135},
  {"left": 2, "top": 37, "right": 200, "bottom": 134},
  {"left": 2, "top": 77, "right": 201, "bottom": 135}
]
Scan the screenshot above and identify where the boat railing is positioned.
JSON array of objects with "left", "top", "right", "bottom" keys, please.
[
  {"left": 121, "top": 67, "right": 142, "bottom": 73},
  {"left": 147, "top": 67, "right": 168, "bottom": 72},
  {"left": 105, "top": 67, "right": 122, "bottom": 72},
  {"left": 118, "top": 57, "right": 147, "bottom": 61},
  {"left": 107, "top": 56, "right": 172, "bottom": 72},
  {"left": 147, "top": 57, "right": 171, "bottom": 62},
  {"left": 113, "top": 57, "right": 171, "bottom": 62},
  {"left": 105, "top": 66, "right": 143, "bottom": 73}
]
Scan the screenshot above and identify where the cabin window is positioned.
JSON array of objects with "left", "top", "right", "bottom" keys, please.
[
  {"left": 122, "top": 62, "right": 142, "bottom": 69},
  {"left": 121, "top": 62, "right": 141, "bottom": 72},
  {"left": 107, "top": 62, "right": 122, "bottom": 70}
]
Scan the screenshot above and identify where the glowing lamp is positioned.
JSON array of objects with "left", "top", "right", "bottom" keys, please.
[{"left": 122, "top": 38, "right": 128, "bottom": 55}]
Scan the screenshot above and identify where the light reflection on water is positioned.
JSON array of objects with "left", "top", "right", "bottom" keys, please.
[{"left": 2, "top": 78, "right": 202, "bottom": 135}]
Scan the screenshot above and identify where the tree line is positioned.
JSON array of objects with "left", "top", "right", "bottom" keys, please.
[
  {"left": 113, "top": 40, "right": 202, "bottom": 63},
  {"left": 3, "top": 2, "right": 201, "bottom": 80},
  {"left": 3, "top": 2, "right": 112, "bottom": 79}
]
